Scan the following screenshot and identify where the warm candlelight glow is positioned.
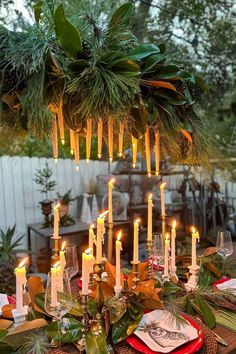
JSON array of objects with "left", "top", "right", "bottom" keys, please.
[
  {"left": 149, "top": 193, "right": 152, "bottom": 199},
  {"left": 76, "top": 164, "right": 79, "bottom": 172},
  {"left": 135, "top": 218, "right": 140, "bottom": 223},
  {"left": 192, "top": 226, "right": 196, "bottom": 234},
  {"left": 156, "top": 171, "right": 159, "bottom": 176},
  {"left": 86, "top": 159, "right": 89, "bottom": 163},
  {"left": 160, "top": 182, "right": 166, "bottom": 190},
  {"left": 90, "top": 224, "right": 94, "bottom": 229},
  {"left": 109, "top": 157, "right": 113, "bottom": 163},
  {"left": 172, "top": 220, "right": 177, "bottom": 229},
  {"left": 53, "top": 261, "right": 60, "bottom": 268},
  {"left": 100, "top": 210, "right": 109, "bottom": 218},
  {"left": 55, "top": 202, "right": 60, "bottom": 209},
  {"left": 85, "top": 247, "right": 92, "bottom": 255},
  {"left": 19, "top": 257, "right": 29, "bottom": 268},
  {"left": 61, "top": 138, "right": 65, "bottom": 145},
  {"left": 61, "top": 241, "right": 66, "bottom": 251},
  {"left": 148, "top": 172, "right": 151, "bottom": 178},
  {"left": 54, "top": 158, "right": 58, "bottom": 164},
  {"left": 108, "top": 178, "right": 115, "bottom": 185},
  {"left": 117, "top": 230, "right": 122, "bottom": 241},
  {"left": 165, "top": 233, "right": 170, "bottom": 241},
  {"left": 98, "top": 153, "right": 102, "bottom": 159}
]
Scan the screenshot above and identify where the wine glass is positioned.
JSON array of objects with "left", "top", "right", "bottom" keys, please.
[
  {"left": 65, "top": 244, "right": 79, "bottom": 279},
  {"left": 216, "top": 230, "right": 233, "bottom": 278},
  {"left": 153, "top": 233, "right": 164, "bottom": 282},
  {"left": 44, "top": 269, "right": 72, "bottom": 347}
]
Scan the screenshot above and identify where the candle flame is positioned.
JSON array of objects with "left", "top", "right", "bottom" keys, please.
[
  {"left": 156, "top": 171, "right": 159, "bottom": 176},
  {"left": 98, "top": 153, "right": 102, "bottom": 159},
  {"left": 172, "top": 220, "right": 177, "bottom": 229},
  {"left": 109, "top": 178, "right": 115, "bottom": 185},
  {"left": 148, "top": 193, "right": 152, "bottom": 199},
  {"left": 160, "top": 182, "right": 166, "bottom": 189},
  {"left": 192, "top": 226, "right": 196, "bottom": 234},
  {"left": 118, "top": 152, "right": 122, "bottom": 158},
  {"left": 100, "top": 210, "right": 109, "bottom": 219},
  {"left": 90, "top": 224, "right": 94, "bottom": 229},
  {"left": 132, "top": 163, "right": 136, "bottom": 168},
  {"left": 54, "top": 158, "right": 58, "bottom": 164},
  {"left": 148, "top": 172, "right": 151, "bottom": 178},
  {"left": 55, "top": 202, "right": 60, "bottom": 209},
  {"left": 86, "top": 158, "right": 90, "bottom": 163},
  {"left": 85, "top": 247, "right": 92, "bottom": 255},
  {"left": 61, "top": 138, "right": 65, "bottom": 145},
  {"left": 70, "top": 149, "right": 74, "bottom": 155},
  {"left": 109, "top": 157, "right": 113, "bottom": 163},
  {"left": 135, "top": 218, "right": 140, "bottom": 223},
  {"left": 53, "top": 261, "right": 60, "bottom": 268},
  {"left": 117, "top": 230, "right": 122, "bottom": 241},
  {"left": 61, "top": 241, "right": 66, "bottom": 251},
  {"left": 76, "top": 164, "right": 79, "bottom": 172},
  {"left": 165, "top": 233, "right": 170, "bottom": 241},
  {"left": 19, "top": 257, "right": 29, "bottom": 268}
]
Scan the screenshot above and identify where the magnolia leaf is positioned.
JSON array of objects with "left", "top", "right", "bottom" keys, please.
[
  {"left": 195, "top": 75, "right": 208, "bottom": 91},
  {"left": 195, "top": 294, "right": 216, "bottom": 329},
  {"left": 47, "top": 318, "right": 82, "bottom": 343},
  {"left": 28, "top": 276, "right": 45, "bottom": 304},
  {"left": 203, "top": 247, "right": 217, "bottom": 257},
  {"left": 127, "top": 261, "right": 148, "bottom": 289},
  {"left": 156, "top": 65, "right": 180, "bottom": 79},
  {"left": 163, "top": 281, "right": 182, "bottom": 296},
  {"left": 88, "top": 297, "right": 97, "bottom": 317},
  {"left": 109, "top": 3, "right": 134, "bottom": 28},
  {"left": 141, "top": 296, "right": 164, "bottom": 311},
  {"left": 112, "top": 312, "right": 140, "bottom": 344},
  {"left": 128, "top": 44, "right": 160, "bottom": 61},
  {"left": 27, "top": 308, "right": 45, "bottom": 321},
  {"left": 86, "top": 331, "right": 109, "bottom": 354},
  {"left": 0, "top": 319, "right": 13, "bottom": 330},
  {"left": 142, "top": 53, "right": 166, "bottom": 73},
  {"left": 142, "top": 80, "right": 177, "bottom": 91},
  {"left": 157, "top": 89, "right": 186, "bottom": 106},
  {"left": 0, "top": 329, "right": 7, "bottom": 342},
  {"left": 54, "top": 4, "right": 82, "bottom": 58},
  {"left": 34, "top": 293, "right": 48, "bottom": 316},
  {"left": 178, "top": 71, "right": 195, "bottom": 84},
  {"left": 105, "top": 262, "right": 124, "bottom": 288},
  {"left": 1, "top": 304, "right": 15, "bottom": 319}
]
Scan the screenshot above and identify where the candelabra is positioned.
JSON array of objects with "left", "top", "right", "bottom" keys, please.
[
  {"left": 94, "top": 262, "right": 105, "bottom": 312},
  {"left": 131, "top": 262, "right": 140, "bottom": 289},
  {"left": 76, "top": 292, "right": 90, "bottom": 351},
  {"left": 146, "top": 240, "right": 154, "bottom": 279},
  {"left": 107, "top": 222, "right": 114, "bottom": 263},
  {"left": 51, "top": 236, "right": 61, "bottom": 264},
  {"left": 161, "top": 214, "right": 166, "bottom": 241},
  {"left": 185, "top": 265, "right": 200, "bottom": 291}
]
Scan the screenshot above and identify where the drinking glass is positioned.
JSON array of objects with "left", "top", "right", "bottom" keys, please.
[
  {"left": 216, "top": 230, "right": 233, "bottom": 277},
  {"left": 152, "top": 233, "right": 164, "bottom": 281},
  {"left": 65, "top": 244, "right": 79, "bottom": 279}
]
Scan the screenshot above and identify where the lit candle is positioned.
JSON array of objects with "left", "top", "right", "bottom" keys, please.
[
  {"left": 73, "top": 131, "right": 80, "bottom": 168},
  {"left": 58, "top": 98, "right": 65, "bottom": 145},
  {"left": 97, "top": 118, "right": 103, "bottom": 159},
  {"left": 89, "top": 224, "right": 95, "bottom": 256},
  {"left": 118, "top": 123, "right": 124, "bottom": 157},
  {"left": 155, "top": 131, "right": 160, "bottom": 175},
  {"left": 15, "top": 258, "right": 28, "bottom": 312},
  {"left": 160, "top": 182, "right": 166, "bottom": 217},
  {"left": 133, "top": 219, "right": 140, "bottom": 264},
  {"left": 51, "top": 261, "right": 61, "bottom": 307},
  {"left": 147, "top": 194, "right": 153, "bottom": 241},
  {"left": 70, "top": 129, "right": 74, "bottom": 155},
  {"left": 108, "top": 178, "right": 115, "bottom": 224},
  {"left": 171, "top": 221, "right": 176, "bottom": 273},
  {"left": 52, "top": 116, "right": 58, "bottom": 162},
  {"left": 81, "top": 248, "right": 94, "bottom": 295},
  {"left": 191, "top": 227, "right": 200, "bottom": 268},
  {"left": 115, "top": 231, "right": 122, "bottom": 294},
  {"left": 108, "top": 117, "right": 113, "bottom": 162},
  {"left": 59, "top": 241, "right": 66, "bottom": 271},
  {"left": 86, "top": 118, "right": 92, "bottom": 162},
  {"left": 145, "top": 127, "right": 151, "bottom": 177},
  {"left": 132, "top": 136, "right": 137, "bottom": 168},
  {"left": 164, "top": 233, "right": 170, "bottom": 278},
  {"left": 96, "top": 211, "right": 108, "bottom": 263},
  {"left": 53, "top": 203, "right": 60, "bottom": 239}
]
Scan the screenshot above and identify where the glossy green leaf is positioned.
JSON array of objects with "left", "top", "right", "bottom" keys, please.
[
  {"left": 142, "top": 53, "right": 166, "bottom": 73},
  {"left": 27, "top": 308, "right": 45, "bottom": 321},
  {"left": 46, "top": 318, "right": 82, "bottom": 343},
  {"left": 195, "top": 294, "right": 216, "bottom": 329},
  {"left": 128, "top": 44, "right": 160, "bottom": 61},
  {"left": 112, "top": 59, "right": 140, "bottom": 76},
  {"left": 130, "top": 102, "right": 148, "bottom": 137},
  {"left": 86, "top": 331, "right": 109, "bottom": 354},
  {"left": 156, "top": 65, "right": 180, "bottom": 79},
  {"left": 163, "top": 281, "right": 182, "bottom": 296},
  {"left": 178, "top": 71, "right": 195, "bottom": 83},
  {"left": 88, "top": 298, "right": 97, "bottom": 317},
  {"left": 156, "top": 89, "right": 186, "bottom": 105},
  {"left": 112, "top": 312, "right": 141, "bottom": 344},
  {"left": 109, "top": 3, "right": 134, "bottom": 28},
  {"left": 157, "top": 43, "right": 166, "bottom": 53},
  {"left": 34, "top": 1, "right": 42, "bottom": 24},
  {"left": 0, "top": 329, "right": 7, "bottom": 342},
  {"left": 54, "top": 4, "right": 82, "bottom": 58}
]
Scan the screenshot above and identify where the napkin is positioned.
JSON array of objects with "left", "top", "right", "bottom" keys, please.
[
  {"left": 0, "top": 294, "right": 9, "bottom": 316},
  {"left": 134, "top": 310, "right": 198, "bottom": 353},
  {"left": 216, "top": 279, "right": 236, "bottom": 295}
]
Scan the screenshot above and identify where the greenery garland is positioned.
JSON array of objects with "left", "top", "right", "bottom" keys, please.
[{"left": 0, "top": 1, "right": 211, "bottom": 165}]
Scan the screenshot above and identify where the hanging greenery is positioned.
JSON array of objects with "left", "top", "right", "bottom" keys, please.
[{"left": 0, "top": 1, "right": 211, "bottom": 166}]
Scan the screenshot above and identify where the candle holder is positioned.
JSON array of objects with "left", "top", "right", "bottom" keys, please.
[
  {"left": 51, "top": 236, "right": 61, "bottom": 261},
  {"left": 107, "top": 222, "right": 114, "bottom": 263},
  {"left": 131, "top": 261, "right": 140, "bottom": 289},
  {"left": 94, "top": 262, "right": 105, "bottom": 312},
  {"left": 170, "top": 264, "right": 178, "bottom": 282},
  {"left": 146, "top": 240, "right": 154, "bottom": 279},
  {"left": 89, "top": 272, "right": 94, "bottom": 288},
  {"left": 76, "top": 292, "right": 90, "bottom": 351},
  {"left": 161, "top": 214, "right": 166, "bottom": 241},
  {"left": 185, "top": 265, "right": 200, "bottom": 291},
  {"left": 12, "top": 305, "right": 29, "bottom": 327}
]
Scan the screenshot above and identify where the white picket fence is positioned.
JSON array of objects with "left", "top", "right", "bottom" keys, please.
[{"left": 0, "top": 156, "right": 115, "bottom": 248}]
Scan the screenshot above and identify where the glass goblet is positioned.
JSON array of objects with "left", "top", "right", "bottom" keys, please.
[
  {"left": 152, "top": 233, "right": 164, "bottom": 282},
  {"left": 65, "top": 244, "right": 79, "bottom": 280},
  {"left": 216, "top": 230, "right": 233, "bottom": 278}
]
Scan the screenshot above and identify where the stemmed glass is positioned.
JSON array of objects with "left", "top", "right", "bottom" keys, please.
[
  {"left": 44, "top": 269, "right": 72, "bottom": 347},
  {"left": 152, "top": 233, "right": 164, "bottom": 282},
  {"left": 216, "top": 230, "right": 233, "bottom": 278},
  {"left": 65, "top": 244, "right": 79, "bottom": 279}
]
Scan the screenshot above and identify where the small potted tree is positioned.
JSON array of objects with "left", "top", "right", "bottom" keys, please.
[
  {"left": 57, "top": 189, "right": 75, "bottom": 218},
  {"left": 34, "top": 162, "right": 57, "bottom": 225}
]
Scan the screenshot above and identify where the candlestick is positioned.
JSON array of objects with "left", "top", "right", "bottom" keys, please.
[
  {"left": 86, "top": 118, "right": 92, "bottom": 162},
  {"left": 73, "top": 131, "right": 80, "bottom": 167},
  {"left": 185, "top": 228, "right": 200, "bottom": 291},
  {"left": 51, "top": 261, "right": 61, "bottom": 307},
  {"left": 114, "top": 231, "right": 122, "bottom": 294},
  {"left": 77, "top": 292, "right": 89, "bottom": 351},
  {"left": 147, "top": 193, "right": 153, "bottom": 241},
  {"left": 191, "top": 227, "right": 200, "bottom": 268},
  {"left": 132, "top": 136, "right": 137, "bottom": 168},
  {"left": 131, "top": 262, "right": 140, "bottom": 289},
  {"left": 108, "top": 117, "right": 113, "bottom": 162},
  {"left": 170, "top": 221, "right": 177, "bottom": 278},
  {"left": 160, "top": 182, "right": 166, "bottom": 239},
  {"left": 81, "top": 248, "right": 94, "bottom": 295},
  {"left": 89, "top": 224, "right": 95, "bottom": 256},
  {"left": 58, "top": 99, "right": 65, "bottom": 145},
  {"left": 147, "top": 240, "right": 154, "bottom": 279},
  {"left": 163, "top": 233, "right": 170, "bottom": 281},
  {"left": 96, "top": 211, "right": 108, "bottom": 264},
  {"left": 133, "top": 219, "right": 140, "bottom": 264},
  {"left": 69, "top": 129, "right": 74, "bottom": 155},
  {"left": 145, "top": 127, "right": 151, "bottom": 177},
  {"left": 155, "top": 131, "right": 160, "bottom": 175},
  {"left": 12, "top": 258, "right": 29, "bottom": 326},
  {"left": 118, "top": 123, "right": 124, "bottom": 157},
  {"left": 97, "top": 118, "right": 103, "bottom": 159},
  {"left": 53, "top": 203, "right": 60, "bottom": 240},
  {"left": 52, "top": 115, "right": 58, "bottom": 162}
]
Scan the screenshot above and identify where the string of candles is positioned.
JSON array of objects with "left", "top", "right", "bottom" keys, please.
[
  {"left": 69, "top": 129, "right": 74, "bottom": 155},
  {"left": 73, "top": 131, "right": 80, "bottom": 171},
  {"left": 132, "top": 136, "right": 138, "bottom": 168},
  {"left": 155, "top": 130, "right": 160, "bottom": 175},
  {"left": 108, "top": 117, "right": 113, "bottom": 162},
  {"left": 118, "top": 123, "right": 124, "bottom": 158},
  {"left": 57, "top": 99, "right": 65, "bottom": 145},
  {"left": 52, "top": 115, "right": 58, "bottom": 162},
  {"left": 145, "top": 127, "right": 151, "bottom": 177},
  {"left": 86, "top": 118, "right": 92, "bottom": 162},
  {"left": 97, "top": 118, "right": 103, "bottom": 159}
]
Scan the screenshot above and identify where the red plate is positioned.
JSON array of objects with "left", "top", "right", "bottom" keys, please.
[
  {"left": 212, "top": 278, "right": 231, "bottom": 290},
  {"left": 126, "top": 314, "right": 204, "bottom": 354},
  {"left": 7, "top": 296, "right": 16, "bottom": 304}
]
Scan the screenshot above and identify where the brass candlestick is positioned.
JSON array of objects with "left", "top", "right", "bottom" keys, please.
[
  {"left": 161, "top": 214, "right": 166, "bottom": 239},
  {"left": 94, "top": 262, "right": 105, "bottom": 312},
  {"left": 107, "top": 222, "right": 114, "bottom": 262},
  {"left": 131, "top": 261, "right": 140, "bottom": 289},
  {"left": 147, "top": 240, "right": 154, "bottom": 279},
  {"left": 75, "top": 293, "right": 89, "bottom": 352},
  {"left": 51, "top": 237, "right": 61, "bottom": 264}
]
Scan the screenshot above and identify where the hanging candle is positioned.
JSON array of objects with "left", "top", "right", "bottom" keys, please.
[
  {"left": 86, "top": 118, "right": 92, "bottom": 162},
  {"left": 132, "top": 136, "right": 137, "bottom": 168},
  {"left": 53, "top": 203, "right": 60, "bottom": 240},
  {"left": 145, "top": 127, "right": 151, "bottom": 177},
  {"left": 108, "top": 117, "right": 113, "bottom": 162},
  {"left": 52, "top": 116, "right": 58, "bottom": 162},
  {"left": 97, "top": 118, "right": 103, "bottom": 159},
  {"left": 70, "top": 129, "right": 75, "bottom": 155},
  {"left": 57, "top": 98, "right": 65, "bottom": 145},
  {"left": 147, "top": 194, "right": 153, "bottom": 241},
  {"left": 73, "top": 131, "right": 80, "bottom": 170},
  {"left": 118, "top": 122, "right": 124, "bottom": 158},
  {"left": 108, "top": 178, "right": 115, "bottom": 224},
  {"left": 155, "top": 131, "right": 160, "bottom": 175}
]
